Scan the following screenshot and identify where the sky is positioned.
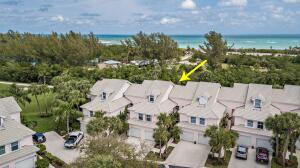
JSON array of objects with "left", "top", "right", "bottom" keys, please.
[{"left": 0, "top": 0, "right": 300, "bottom": 34}]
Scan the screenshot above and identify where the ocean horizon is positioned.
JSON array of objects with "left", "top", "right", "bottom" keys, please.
[{"left": 96, "top": 34, "right": 300, "bottom": 50}]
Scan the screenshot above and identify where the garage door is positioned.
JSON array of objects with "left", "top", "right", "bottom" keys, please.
[
  {"left": 256, "top": 138, "right": 272, "bottom": 151},
  {"left": 198, "top": 133, "right": 209, "bottom": 145},
  {"left": 181, "top": 131, "right": 194, "bottom": 142},
  {"left": 15, "top": 157, "right": 34, "bottom": 168},
  {"left": 129, "top": 127, "right": 141, "bottom": 138},
  {"left": 237, "top": 135, "right": 251, "bottom": 147},
  {"left": 145, "top": 130, "right": 154, "bottom": 141}
]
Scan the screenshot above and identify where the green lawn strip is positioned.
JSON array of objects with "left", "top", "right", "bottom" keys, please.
[
  {"left": 21, "top": 92, "right": 56, "bottom": 133},
  {"left": 145, "top": 146, "right": 175, "bottom": 162},
  {"left": 0, "top": 83, "right": 11, "bottom": 97},
  {"left": 271, "top": 156, "right": 298, "bottom": 168},
  {"left": 205, "top": 150, "right": 232, "bottom": 168}
]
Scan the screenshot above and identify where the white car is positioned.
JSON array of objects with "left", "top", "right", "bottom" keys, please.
[{"left": 64, "top": 131, "right": 84, "bottom": 148}]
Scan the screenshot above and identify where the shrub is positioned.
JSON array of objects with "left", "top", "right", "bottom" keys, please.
[
  {"left": 45, "top": 152, "right": 67, "bottom": 167},
  {"left": 36, "top": 157, "right": 49, "bottom": 168},
  {"left": 36, "top": 144, "right": 46, "bottom": 155}
]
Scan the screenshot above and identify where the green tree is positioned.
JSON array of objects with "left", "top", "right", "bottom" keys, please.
[
  {"left": 84, "top": 154, "right": 121, "bottom": 168},
  {"left": 170, "top": 126, "right": 182, "bottom": 143},
  {"left": 204, "top": 125, "right": 238, "bottom": 160},
  {"left": 29, "top": 84, "right": 43, "bottom": 114},
  {"left": 153, "top": 126, "right": 169, "bottom": 158},
  {"left": 200, "top": 31, "right": 229, "bottom": 67},
  {"left": 265, "top": 114, "right": 282, "bottom": 157}
]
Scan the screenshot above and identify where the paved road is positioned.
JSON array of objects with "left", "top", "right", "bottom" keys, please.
[
  {"left": 0, "top": 81, "right": 53, "bottom": 88},
  {"left": 228, "top": 148, "right": 271, "bottom": 168},
  {"left": 44, "top": 131, "right": 80, "bottom": 164},
  {"left": 165, "top": 141, "right": 210, "bottom": 168}
]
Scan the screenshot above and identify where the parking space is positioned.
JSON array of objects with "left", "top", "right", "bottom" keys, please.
[
  {"left": 228, "top": 148, "right": 271, "bottom": 168},
  {"left": 164, "top": 141, "right": 210, "bottom": 168},
  {"left": 44, "top": 131, "right": 81, "bottom": 164}
]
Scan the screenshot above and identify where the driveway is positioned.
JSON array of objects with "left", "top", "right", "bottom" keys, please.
[
  {"left": 165, "top": 141, "right": 210, "bottom": 168},
  {"left": 44, "top": 131, "right": 81, "bottom": 164},
  {"left": 228, "top": 148, "right": 271, "bottom": 168}
]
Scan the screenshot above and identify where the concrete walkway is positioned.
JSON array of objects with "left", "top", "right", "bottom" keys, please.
[{"left": 296, "top": 150, "right": 300, "bottom": 168}]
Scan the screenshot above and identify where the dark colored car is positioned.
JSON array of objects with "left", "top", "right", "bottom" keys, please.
[
  {"left": 32, "top": 133, "right": 46, "bottom": 143},
  {"left": 235, "top": 145, "right": 248, "bottom": 159},
  {"left": 256, "top": 147, "right": 269, "bottom": 164}
]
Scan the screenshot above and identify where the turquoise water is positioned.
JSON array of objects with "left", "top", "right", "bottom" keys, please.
[{"left": 96, "top": 34, "right": 300, "bottom": 49}]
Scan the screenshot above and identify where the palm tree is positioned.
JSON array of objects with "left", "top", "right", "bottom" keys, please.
[
  {"left": 157, "top": 113, "right": 173, "bottom": 151},
  {"left": 54, "top": 100, "right": 79, "bottom": 134},
  {"left": 265, "top": 115, "right": 282, "bottom": 158},
  {"left": 29, "top": 84, "right": 43, "bottom": 114},
  {"left": 69, "top": 90, "right": 85, "bottom": 111},
  {"left": 278, "top": 113, "right": 300, "bottom": 166},
  {"left": 204, "top": 125, "right": 238, "bottom": 160},
  {"left": 40, "top": 84, "right": 50, "bottom": 114},
  {"left": 170, "top": 126, "right": 182, "bottom": 143},
  {"left": 153, "top": 126, "right": 169, "bottom": 158}
]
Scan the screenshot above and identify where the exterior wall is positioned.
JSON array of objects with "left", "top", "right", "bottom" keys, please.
[
  {"left": 20, "top": 136, "right": 34, "bottom": 147},
  {"left": 234, "top": 116, "right": 268, "bottom": 131},
  {"left": 129, "top": 111, "right": 158, "bottom": 123},
  {"left": 236, "top": 130, "right": 272, "bottom": 150},
  {"left": 9, "top": 113, "right": 20, "bottom": 123},
  {"left": 129, "top": 125, "right": 154, "bottom": 141},
  {"left": 0, "top": 153, "right": 36, "bottom": 168},
  {"left": 179, "top": 114, "right": 219, "bottom": 126}
]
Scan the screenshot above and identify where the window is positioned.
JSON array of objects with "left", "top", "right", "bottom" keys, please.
[
  {"left": 149, "top": 95, "right": 155, "bottom": 103},
  {"left": 146, "top": 115, "right": 152, "bottom": 122},
  {"left": 257, "top": 122, "right": 264, "bottom": 129},
  {"left": 138, "top": 113, "right": 143, "bottom": 120},
  {"left": 247, "top": 120, "right": 254, "bottom": 127},
  {"left": 254, "top": 99, "right": 262, "bottom": 108},
  {"left": 11, "top": 141, "right": 18, "bottom": 151},
  {"left": 0, "top": 117, "right": 3, "bottom": 127},
  {"left": 101, "top": 92, "right": 107, "bottom": 100},
  {"left": 0, "top": 145, "right": 5, "bottom": 155},
  {"left": 199, "top": 96, "right": 208, "bottom": 105},
  {"left": 191, "top": 117, "right": 196, "bottom": 124},
  {"left": 90, "top": 111, "right": 94, "bottom": 117},
  {"left": 200, "top": 118, "right": 205, "bottom": 125}
]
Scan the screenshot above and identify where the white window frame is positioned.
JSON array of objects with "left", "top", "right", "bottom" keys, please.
[
  {"left": 11, "top": 141, "right": 19, "bottom": 151},
  {"left": 138, "top": 113, "right": 143, "bottom": 121},
  {"left": 149, "top": 95, "right": 155, "bottom": 103},
  {"left": 0, "top": 145, "right": 5, "bottom": 155},
  {"left": 246, "top": 120, "right": 254, "bottom": 128},
  {"left": 199, "top": 118, "right": 206, "bottom": 126},
  {"left": 191, "top": 117, "right": 196, "bottom": 124},
  {"left": 101, "top": 92, "right": 107, "bottom": 100},
  {"left": 257, "top": 121, "right": 264, "bottom": 129},
  {"left": 146, "top": 115, "right": 152, "bottom": 122},
  {"left": 254, "top": 99, "right": 262, "bottom": 108}
]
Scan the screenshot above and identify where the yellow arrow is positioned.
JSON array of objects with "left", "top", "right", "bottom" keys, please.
[{"left": 179, "top": 60, "right": 207, "bottom": 82}]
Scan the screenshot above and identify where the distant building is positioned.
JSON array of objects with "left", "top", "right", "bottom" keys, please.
[{"left": 98, "top": 60, "right": 121, "bottom": 69}]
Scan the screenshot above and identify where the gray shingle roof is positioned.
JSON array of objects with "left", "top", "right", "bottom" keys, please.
[
  {"left": 0, "top": 145, "right": 39, "bottom": 165},
  {"left": 218, "top": 83, "right": 248, "bottom": 103},
  {"left": 89, "top": 79, "right": 131, "bottom": 98},
  {"left": 81, "top": 97, "right": 131, "bottom": 113},
  {"left": 0, "top": 118, "right": 35, "bottom": 145},
  {"left": 0, "top": 97, "right": 22, "bottom": 117},
  {"left": 128, "top": 99, "right": 176, "bottom": 115},
  {"left": 272, "top": 85, "right": 300, "bottom": 105}
]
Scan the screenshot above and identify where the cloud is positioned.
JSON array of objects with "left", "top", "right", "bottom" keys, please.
[
  {"left": 283, "top": 0, "right": 300, "bottom": 3},
  {"left": 219, "top": 0, "right": 247, "bottom": 7},
  {"left": 39, "top": 4, "right": 52, "bottom": 12},
  {"left": 50, "top": 15, "right": 65, "bottom": 22},
  {"left": 80, "top": 12, "right": 101, "bottom": 17},
  {"left": 0, "top": 0, "right": 21, "bottom": 6},
  {"left": 181, "top": 0, "right": 196, "bottom": 10},
  {"left": 159, "top": 17, "right": 180, "bottom": 24}
]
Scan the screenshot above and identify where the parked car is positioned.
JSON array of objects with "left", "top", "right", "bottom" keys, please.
[
  {"left": 256, "top": 147, "right": 269, "bottom": 164},
  {"left": 235, "top": 145, "right": 248, "bottom": 159},
  {"left": 64, "top": 131, "right": 84, "bottom": 149},
  {"left": 32, "top": 133, "right": 46, "bottom": 143}
]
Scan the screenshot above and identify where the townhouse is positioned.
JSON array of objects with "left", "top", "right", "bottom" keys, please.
[
  {"left": 0, "top": 97, "right": 39, "bottom": 168},
  {"left": 125, "top": 80, "right": 177, "bottom": 141},
  {"left": 80, "top": 79, "right": 300, "bottom": 150},
  {"left": 170, "top": 82, "right": 225, "bottom": 145},
  {"left": 79, "top": 79, "right": 132, "bottom": 132}
]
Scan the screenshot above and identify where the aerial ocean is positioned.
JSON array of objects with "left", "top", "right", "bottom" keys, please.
[{"left": 96, "top": 34, "right": 300, "bottom": 50}]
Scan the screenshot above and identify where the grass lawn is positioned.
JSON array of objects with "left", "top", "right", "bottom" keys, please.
[
  {"left": 205, "top": 150, "right": 232, "bottom": 168},
  {"left": 0, "top": 82, "right": 57, "bottom": 133},
  {"left": 145, "top": 146, "right": 175, "bottom": 162},
  {"left": 22, "top": 92, "right": 57, "bottom": 133}
]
